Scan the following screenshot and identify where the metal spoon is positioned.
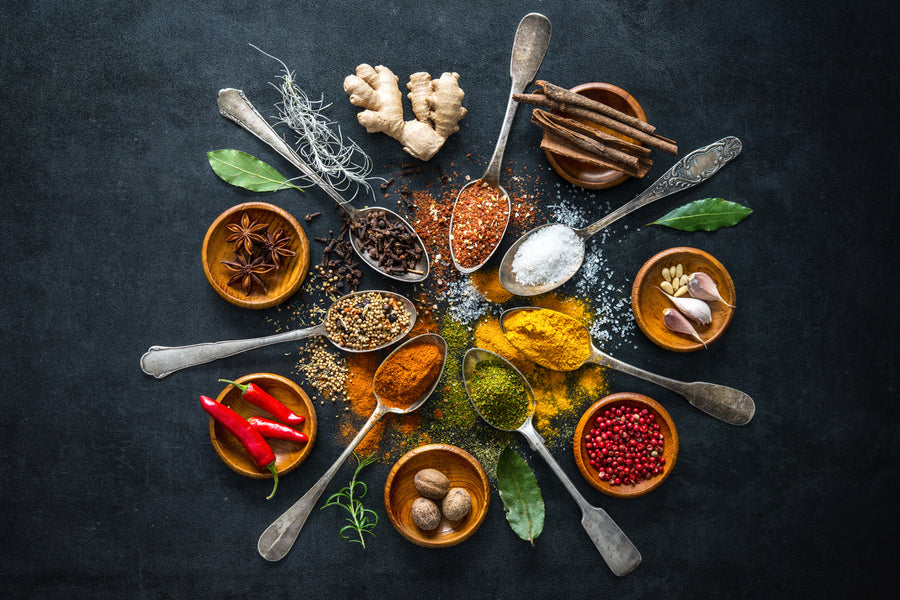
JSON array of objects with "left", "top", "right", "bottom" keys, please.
[
  {"left": 258, "top": 333, "right": 448, "bottom": 561},
  {"left": 449, "top": 13, "right": 551, "bottom": 274},
  {"left": 498, "top": 136, "right": 743, "bottom": 295},
  {"left": 462, "top": 348, "right": 641, "bottom": 576},
  {"left": 217, "top": 88, "right": 430, "bottom": 282},
  {"left": 139, "top": 289, "right": 416, "bottom": 379},
  {"left": 500, "top": 307, "right": 755, "bottom": 425}
]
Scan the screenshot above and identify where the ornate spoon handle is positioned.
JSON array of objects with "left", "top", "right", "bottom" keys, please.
[{"left": 578, "top": 136, "right": 743, "bottom": 238}]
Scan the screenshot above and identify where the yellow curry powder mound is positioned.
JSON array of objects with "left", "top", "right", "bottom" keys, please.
[{"left": 503, "top": 308, "right": 592, "bottom": 371}]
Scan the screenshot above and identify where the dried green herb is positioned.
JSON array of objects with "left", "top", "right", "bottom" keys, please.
[
  {"left": 649, "top": 197, "right": 753, "bottom": 231},
  {"left": 496, "top": 446, "right": 544, "bottom": 545},
  {"left": 207, "top": 149, "right": 303, "bottom": 193},
  {"left": 321, "top": 453, "right": 379, "bottom": 548}
]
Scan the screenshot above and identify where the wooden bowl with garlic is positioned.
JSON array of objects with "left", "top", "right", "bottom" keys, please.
[
  {"left": 383, "top": 444, "right": 490, "bottom": 548},
  {"left": 631, "top": 247, "right": 736, "bottom": 352}
]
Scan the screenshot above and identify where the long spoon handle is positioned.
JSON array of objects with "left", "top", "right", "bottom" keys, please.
[
  {"left": 589, "top": 347, "right": 755, "bottom": 426},
  {"left": 258, "top": 409, "right": 385, "bottom": 561},
  {"left": 482, "top": 13, "right": 551, "bottom": 186},
  {"left": 518, "top": 421, "right": 641, "bottom": 576},
  {"left": 139, "top": 324, "right": 326, "bottom": 379},
  {"left": 578, "top": 136, "right": 743, "bottom": 238}
]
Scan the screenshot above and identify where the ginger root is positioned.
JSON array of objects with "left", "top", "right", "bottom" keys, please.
[{"left": 343, "top": 64, "right": 466, "bottom": 161}]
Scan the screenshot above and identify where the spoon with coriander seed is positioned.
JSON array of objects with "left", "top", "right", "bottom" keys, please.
[
  {"left": 498, "top": 136, "right": 743, "bottom": 296},
  {"left": 499, "top": 307, "right": 755, "bottom": 425},
  {"left": 216, "top": 88, "right": 430, "bottom": 282},
  {"left": 258, "top": 333, "right": 448, "bottom": 561},
  {"left": 449, "top": 13, "right": 551, "bottom": 273},
  {"left": 462, "top": 348, "right": 641, "bottom": 576},
  {"left": 139, "top": 290, "right": 416, "bottom": 378}
]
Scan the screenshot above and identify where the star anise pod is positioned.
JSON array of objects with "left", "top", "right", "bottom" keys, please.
[
  {"left": 225, "top": 212, "right": 268, "bottom": 254},
  {"left": 262, "top": 227, "right": 297, "bottom": 268},
  {"left": 220, "top": 253, "right": 275, "bottom": 293}
]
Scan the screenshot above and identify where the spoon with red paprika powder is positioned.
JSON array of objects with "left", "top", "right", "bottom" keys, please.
[{"left": 257, "top": 333, "right": 447, "bottom": 561}]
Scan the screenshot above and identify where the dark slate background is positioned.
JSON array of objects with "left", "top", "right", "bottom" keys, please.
[{"left": 1, "top": 0, "right": 896, "bottom": 598}]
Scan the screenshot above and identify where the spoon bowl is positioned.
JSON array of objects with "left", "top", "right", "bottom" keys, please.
[
  {"left": 499, "top": 306, "right": 755, "bottom": 425},
  {"left": 498, "top": 137, "right": 744, "bottom": 296},
  {"left": 449, "top": 179, "right": 511, "bottom": 274},
  {"left": 461, "top": 347, "right": 641, "bottom": 576},
  {"left": 342, "top": 203, "right": 430, "bottom": 282},
  {"left": 139, "top": 289, "right": 417, "bottom": 378},
  {"left": 257, "top": 333, "right": 447, "bottom": 561}
]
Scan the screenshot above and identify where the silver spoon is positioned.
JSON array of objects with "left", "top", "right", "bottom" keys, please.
[
  {"left": 217, "top": 88, "right": 430, "bottom": 282},
  {"left": 139, "top": 289, "right": 416, "bottom": 379},
  {"left": 500, "top": 307, "right": 755, "bottom": 425},
  {"left": 498, "top": 136, "right": 743, "bottom": 295},
  {"left": 449, "top": 13, "right": 551, "bottom": 274},
  {"left": 258, "top": 333, "right": 448, "bottom": 561},
  {"left": 462, "top": 348, "right": 641, "bottom": 576}
]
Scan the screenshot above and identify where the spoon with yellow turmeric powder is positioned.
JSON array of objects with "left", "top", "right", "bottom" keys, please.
[{"left": 500, "top": 307, "right": 755, "bottom": 426}]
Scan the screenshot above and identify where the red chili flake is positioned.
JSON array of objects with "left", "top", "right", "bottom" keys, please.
[{"left": 449, "top": 180, "right": 510, "bottom": 269}]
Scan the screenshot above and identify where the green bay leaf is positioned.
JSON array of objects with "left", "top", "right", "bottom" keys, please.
[
  {"left": 496, "top": 446, "right": 544, "bottom": 545},
  {"left": 207, "top": 149, "right": 303, "bottom": 193},
  {"left": 649, "top": 197, "right": 752, "bottom": 232}
]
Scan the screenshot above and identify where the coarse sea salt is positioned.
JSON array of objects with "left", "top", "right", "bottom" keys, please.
[{"left": 511, "top": 224, "right": 584, "bottom": 286}]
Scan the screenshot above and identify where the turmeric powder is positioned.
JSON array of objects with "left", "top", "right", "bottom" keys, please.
[{"left": 502, "top": 308, "right": 592, "bottom": 371}]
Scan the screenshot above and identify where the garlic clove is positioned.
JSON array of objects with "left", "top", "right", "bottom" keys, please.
[
  {"left": 657, "top": 287, "right": 712, "bottom": 325},
  {"left": 663, "top": 308, "right": 707, "bottom": 348},
  {"left": 687, "top": 272, "right": 735, "bottom": 307}
]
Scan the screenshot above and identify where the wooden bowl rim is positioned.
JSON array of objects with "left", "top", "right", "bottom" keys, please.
[
  {"left": 631, "top": 247, "right": 736, "bottom": 352},
  {"left": 201, "top": 201, "right": 310, "bottom": 310},
  {"left": 383, "top": 443, "right": 491, "bottom": 548},
  {"left": 573, "top": 392, "right": 678, "bottom": 498},
  {"left": 543, "top": 82, "right": 646, "bottom": 190},
  {"left": 209, "top": 372, "right": 317, "bottom": 478}
]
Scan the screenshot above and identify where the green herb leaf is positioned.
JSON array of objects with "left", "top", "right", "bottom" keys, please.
[
  {"left": 496, "top": 446, "right": 544, "bottom": 545},
  {"left": 649, "top": 198, "right": 753, "bottom": 231},
  {"left": 207, "top": 149, "right": 303, "bottom": 193},
  {"left": 321, "top": 453, "right": 378, "bottom": 548}
]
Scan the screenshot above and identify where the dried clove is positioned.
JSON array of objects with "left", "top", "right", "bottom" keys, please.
[
  {"left": 657, "top": 287, "right": 712, "bottom": 325},
  {"left": 687, "top": 272, "right": 734, "bottom": 307},
  {"left": 663, "top": 308, "right": 707, "bottom": 348}
]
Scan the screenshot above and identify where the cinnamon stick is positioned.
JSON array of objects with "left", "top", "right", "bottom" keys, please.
[
  {"left": 540, "top": 131, "right": 652, "bottom": 178},
  {"left": 532, "top": 109, "right": 640, "bottom": 168},
  {"left": 535, "top": 80, "right": 656, "bottom": 134},
  {"left": 514, "top": 92, "right": 678, "bottom": 155},
  {"left": 534, "top": 110, "right": 651, "bottom": 158}
]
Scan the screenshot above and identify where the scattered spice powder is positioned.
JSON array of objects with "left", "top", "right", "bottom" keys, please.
[
  {"left": 503, "top": 308, "right": 593, "bottom": 371},
  {"left": 470, "top": 268, "right": 513, "bottom": 304},
  {"left": 450, "top": 180, "right": 510, "bottom": 269}
]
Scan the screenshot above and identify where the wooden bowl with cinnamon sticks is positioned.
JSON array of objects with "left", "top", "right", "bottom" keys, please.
[{"left": 515, "top": 81, "right": 677, "bottom": 189}]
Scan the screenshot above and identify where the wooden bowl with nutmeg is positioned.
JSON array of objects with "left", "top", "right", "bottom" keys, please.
[{"left": 383, "top": 444, "right": 490, "bottom": 548}]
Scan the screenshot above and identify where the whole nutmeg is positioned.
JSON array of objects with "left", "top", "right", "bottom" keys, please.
[
  {"left": 411, "top": 497, "right": 442, "bottom": 531},
  {"left": 441, "top": 487, "right": 472, "bottom": 521},
  {"left": 414, "top": 468, "right": 450, "bottom": 499}
]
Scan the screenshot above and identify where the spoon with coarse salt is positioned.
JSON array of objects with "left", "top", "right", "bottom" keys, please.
[{"left": 498, "top": 136, "right": 743, "bottom": 296}]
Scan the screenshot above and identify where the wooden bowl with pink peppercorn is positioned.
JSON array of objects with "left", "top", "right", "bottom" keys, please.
[{"left": 574, "top": 392, "right": 678, "bottom": 498}]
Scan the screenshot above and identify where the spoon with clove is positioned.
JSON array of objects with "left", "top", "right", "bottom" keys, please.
[
  {"left": 449, "top": 13, "right": 551, "bottom": 274},
  {"left": 500, "top": 307, "right": 755, "bottom": 425},
  {"left": 217, "top": 88, "right": 430, "bottom": 282},
  {"left": 498, "top": 136, "right": 743, "bottom": 296},
  {"left": 139, "top": 290, "right": 416, "bottom": 379}
]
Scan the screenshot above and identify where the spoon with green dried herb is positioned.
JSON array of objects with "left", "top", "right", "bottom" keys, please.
[{"left": 461, "top": 348, "right": 641, "bottom": 576}]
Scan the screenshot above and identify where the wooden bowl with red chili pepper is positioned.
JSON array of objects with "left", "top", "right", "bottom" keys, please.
[
  {"left": 210, "top": 373, "right": 317, "bottom": 479},
  {"left": 202, "top": 201, "right": 310, "bottom": 309},
  {"left": 573, "top": 392, "right": 678, "bottom": 499},
  {"left": 384, "top": 444, "right": 490, "bottom": 548}
]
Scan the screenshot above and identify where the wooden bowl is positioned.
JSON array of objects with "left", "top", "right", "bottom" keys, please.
[
  {"left": 631, "top": 247, "right": 736, "bottom": 352},
  {"left": 209, "top": 373, "right": 317, "bottom": 478},
  {"left": 574, "top": 392, "right": 678, "bottom": 498},
  {"left": 384, "top": 444, "right": 490, "bottom": 548},
  {"left": 202, "top": 202, "right": 309, "bottom": 309},
  {"left": 544, "top": 82, "right": 646, "bottom": 189}
]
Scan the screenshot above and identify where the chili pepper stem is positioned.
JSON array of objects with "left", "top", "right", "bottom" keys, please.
[
  {"left": 219, "top": 379, "right": 250, "bottom": 394},
  {"left": 266, "top": 463, "right": 279, "bottom": 500}
]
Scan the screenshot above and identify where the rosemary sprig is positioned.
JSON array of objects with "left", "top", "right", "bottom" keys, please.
[{"left": 321, "top": 453, "right": 379, "bottom": 548}]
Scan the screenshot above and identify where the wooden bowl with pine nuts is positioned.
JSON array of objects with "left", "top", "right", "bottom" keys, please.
[{"left": 631, "top": 247, "right": 736, "bottom": 352}]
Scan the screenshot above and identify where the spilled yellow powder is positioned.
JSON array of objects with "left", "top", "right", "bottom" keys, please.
[{"left": 470, "top": 268, "right": 513, "bottom": 304}]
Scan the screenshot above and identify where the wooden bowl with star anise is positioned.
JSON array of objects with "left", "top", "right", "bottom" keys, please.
[{"left": 202, "top": 202, "right": 309, "bottom": 309}]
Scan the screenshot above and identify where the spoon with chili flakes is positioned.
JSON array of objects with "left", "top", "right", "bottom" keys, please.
[
  {"left": 140, "top": 290, "right": 415, "bottom": 379},
  {"left": 449, "top": 13, "right": 551, "bottom": 274}
]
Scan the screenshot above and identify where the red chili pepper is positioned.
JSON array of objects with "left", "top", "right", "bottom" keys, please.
[
  {"left": 199, "top": 395, "right": 279, "bottom": 499},
  {"left": 248, "top": 417, "right": 310, "bottom": 443},
  {"left": 219, "top": 379, "right": 306, "bottom": 427}
]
